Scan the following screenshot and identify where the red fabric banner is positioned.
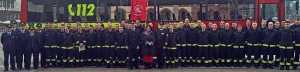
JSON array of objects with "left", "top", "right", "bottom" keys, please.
[{"left": 130, "top": 0, "right": 147, "bottom": 21}]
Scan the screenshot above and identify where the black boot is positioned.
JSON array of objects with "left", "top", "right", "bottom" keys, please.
[
  {"left": 106, "top": 63, "right": 111, "bottom": 68},
  {"left": 286, "top": 66, "right": 290, "bottom": 70},
  {"left": 280, "top": 65, "right": 284, "bottom": 70},
  {"left": 274, "top": 61, "right": 279, "bottom": 67},
  {"left": 254, "top": 63, "right": 259, "bottom": 68},
  {"left": 234, "top": 63, "right": 238, "bottom": 67},
  {"left": 292, "top": 65, "right": 297, "bottom": 70},
  {"left": 74, "top": 62, "right": 78, "bottom": 68},
  {"left": 181, "top": 62, "right": 186, "bottom": 67},
  {"left": 144, "top": 63, "right": 148, "bottom": 69},
  {"left": 269, "top": 64, "right": 274, "bottom": 69},
  {"left": 262, "top": 64, "right": 267, "bottom": 69},
  {"left": 52, "top": 62, "right": 57, "bottom": 68},
  {"left": 247, "top": 63, "right": 250, "bottom": 68},
  {"left": 69, "top": 62, "right": 73, "bottom": 68}
]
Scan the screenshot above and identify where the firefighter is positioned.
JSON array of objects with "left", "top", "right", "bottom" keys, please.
[
  {"left": 176, "top": 21, "right": 187, "bottom": 67},
  {"left": 232, "top": 22, "right": 237, "bottom": 32},
  {"left": 16, "top": 22, "right": 28, "bottom": 70},
  {"left": 135, "top": 20, "right": 145, "bottom": 33},
  {"left": 116, "top": 26, "right": 127, "bottom": 68},
  {"left": 219, "top": 21, "right": 225, "bottom": 31},
  {"left": 126, "top": 22, "right": 141, "bottom": 70},
  {"left": 56, "top": 22, "right": 65, "bottom": 67},
  {"left": 279, "top": 22, "right": 295, "bottom": 70},
  {"left": 208, "top": 23, "right": 221, "bottom": 67},
  {"left": 261, "top": 20, "right": 267, "bottom": 30},
  {"left": 232, "top": 25, "right": 246, "bottom": 67},
  {"left": 281, "top": 21, "right": 286, "bottom": 28},
  {"left": 207, "top": 22, "right": 213, "bottom": 31},
  {"left": 186, "top": 22, "right": 198, "bottom": 67},
  {"left": 43, "top": 23, "right": 57, "bottom": 68},
  {"left": 165, "top": 24, "right": 177, "bottom": 68},
  {"left": 220, "top": 23, "right": 233, "bottom": 67},
  {"left": 84, "top": 23, "right": 89, "bottom": 33},
  {"left": 1, "top": 24, "right": 17, "bottom": 71},
  {"left": 155, "top": 22, "right": 167, "bottom": 69},
  {"left": 291, "top": 19, "right": 300, "bottom": 30},
  {"left": 10, "top": 20, "right": 18, "bottom": 32},
  {"left": 197, "top": 24, "right": 209, "bottom": 67},
  {"left": 261, "top": 22, "right": 279, "bottom": 69},
  {"left": 183, "top": 19, "right": 190, "bottom": 31},
  {"left": 244, "top": 20, "right": 252, "bottom": 31},
  {"left": 275, "top": 21, "right": 282, "bottom": 31},
  {"left": 293, "top": 25, "right": 300, "bottom": 70},
  {"left": 85, "top": 25, "right": 96, "bottom": 66},
  {"left": 104, "top": 23, "right": 117, "bottom": 68},
  {"left": 24, "top": 26, "right": 39, "bottom": 70},
  {"left": 95, "top": 23, "right": 106, "bottom": 67},
  {"left": 115, "top": 24, "right": 119, "bottom": 32},
  {"left": 274, "top": 21, "right": 282, "bottom": 67},
  {"left": 36, "top": 23, "right": 45, "bottom": 67},
  {"left": 196, "top": 20, "right": 202, "bottom": 31},
  {"left": 74, "top": 26, "right": 86, "bottom": 67},
  {"left": 72, "top": 22, "right": 80, "bottom": 33},
  {"left": 245, "top": 22, "right": 262, "bottom": 68},
  {"left": 61, "top": 27, "right": 75, "bottom": 68}
]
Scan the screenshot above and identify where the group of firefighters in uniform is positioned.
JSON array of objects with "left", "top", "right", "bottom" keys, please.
[{"left": 1, "top": 18, "right": 300, "bottom": 71}]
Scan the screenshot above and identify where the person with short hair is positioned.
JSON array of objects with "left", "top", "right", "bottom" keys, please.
[{"left": 1, "top": 24, "right": 18, "bottom": 71}]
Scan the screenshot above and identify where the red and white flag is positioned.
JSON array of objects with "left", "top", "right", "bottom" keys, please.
[{"left": 130, "top": 0, "right": 147, "bottom": 21}]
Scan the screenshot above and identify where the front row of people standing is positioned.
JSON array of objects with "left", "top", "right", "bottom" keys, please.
[{"left": 2, "top": 19, "right": 300, "bottom": 71}]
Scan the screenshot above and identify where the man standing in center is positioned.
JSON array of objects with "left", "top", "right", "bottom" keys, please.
[{"left": 126, "top": 22, "right": 141, "bottom": 70}]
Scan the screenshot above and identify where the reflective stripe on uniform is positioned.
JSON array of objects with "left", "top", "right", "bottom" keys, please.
[
  {"left": 67, "top": 47, "right": 74, "bottom": 49},
  {"left": 167, "top": 47, "right": 177, "bottom": 50},
  {"left": 287, "top": 46, "right": 293, "bottom": 49},
  {"left": 279, "top": 46, "right": 285, "bottom": 49},
  {"left": 198, "top": 44, "right": 209, "bottom": 47},
  {"left": 263, "top": 44, "right": 277, "bottom": 47},
  {"left": 233, "top": 46, "right": 244, "bottom": 48},
  {"left": 187, "top": 44, "right": 192, "bottom": 46},
  {"left": 295, "top": 44, "right": 300, "bottom": 46},
  {"left": 50, "top": 46, "right": 57, "bottom": 48},
  {"left": 209, "top": 44, "right": 220, "bottom": 47},
  {"left": 61, "top": 47, "right": 67, "bottom": 49},
  {"left": 176, "top": 44, "right": 181, "bottom": 46},
  {"left": 44, "top": 46, "right": 50, "bottom": 48},
  {"left": 294, "top": 62, "right": 300, "bottom": 65},
  {"left": 269, "top": 45, "right": 276, "bottom": 47},
  {"left": 120, "top": 46, "right": 127, "bottom": 49},
  {"left": 280, "top": 62, "right": 285, "bottom": 65},
  {"left": 192, "top": 44, "right": 198, "bottom": 46},
  {"left": 247, "top": 43, "right": 260, "bottom": 46},
  {"left": 182, "top": 44, "right": 187, "bottom": 46},
  {"left": 221, "top": 44, "right": 232, "bottom": 47},
  {"left": 110, "top": 45, "right": 115, "bottom": 48},
  {"left": 263, "top": 44, "right": 268, "bottom": 47},
  {"left": 103, "top": 45, "right": 109, "bottom": 48},
  {"left": 278, "top": 45, "right": 293, "bottom": 49}
]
